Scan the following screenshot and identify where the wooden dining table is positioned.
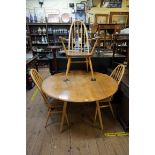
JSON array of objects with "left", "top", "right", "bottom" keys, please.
[{"left": 42, "top": 71, "right": 118, "bottom": 131}]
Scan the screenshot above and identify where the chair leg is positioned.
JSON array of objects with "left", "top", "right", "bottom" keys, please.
[
  {"left": 60, "top": 101, "right": 68, "bottom": 132},
  {"left": 88, "top": 57, "right": 95, "bottom": 81},
  {"left": 86, "top": 58, "right": 89, "bottom": 72},
  {"left": 109, "top": 101, "right": 115, "bottom": 118},
  {"left": 94, "top": 106, "right": 98, "bottom": 121},
  {"left": 66, "top": 58, "right": 71, "bottom": 79},
  {"left": 65, "top": 112, "right": 69, "bottom": 126},
  {"left": 96, "top": 101, "right": 103, "bottom": 130},
  {"left": 45, "top": 109, "right": 52, "bottom": 128}
]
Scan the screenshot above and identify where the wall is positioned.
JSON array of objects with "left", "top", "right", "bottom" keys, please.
[
  {"left": 26, "top": 0, "right": 81, "bottom": 12},
  {"left": 26, "top": 0, "right": 129, "bottom": 23}
]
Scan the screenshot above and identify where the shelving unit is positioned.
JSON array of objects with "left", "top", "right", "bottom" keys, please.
[
  {"left": 96, "top": 24, "right": 122, "bottom": 50},
  {"left": 112, "top": 33, "right": 129, "bottom": 67},
  {"left": 26, "top": 24, "right": 31, "bottom": 52},
  {"left": 28, "top": 23, "right": 48, "bottom": 48},
  {"left": 47, "top": 23, "right": 70, "bottom": 46},
  {"left": 26, "top": 22, "right": 90, "bottom": 67}
]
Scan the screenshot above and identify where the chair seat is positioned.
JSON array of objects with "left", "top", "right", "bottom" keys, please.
[
  {"left": 47, "top": 97, "right": 63, "bottom": 108},
  {"left": 66, "top": 51, "right": 92, "bottom": 57}
]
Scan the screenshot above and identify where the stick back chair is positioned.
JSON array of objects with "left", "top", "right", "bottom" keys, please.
[
  {"left": 94, "top": 64, "right": 125, "bottom": 128},
  {"left": 30, "top": 69, "right": 69, "bottom": 128},
  {"left": 60, "top": 20, "right": 98, "bottom": 80}
]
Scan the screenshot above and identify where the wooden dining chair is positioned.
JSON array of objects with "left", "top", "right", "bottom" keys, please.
[
  {"left": 60, "top": 20, "right": 99, "bottom": 81},
  {"left": 94, "top": 64, "right": 125, "bottom": 128},
  {"left": 30, "top": 69, "right": 69, "bottom": 129}
]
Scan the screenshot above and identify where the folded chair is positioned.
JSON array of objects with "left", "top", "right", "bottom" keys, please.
[
  {"left": 30, "top": 69, "right": 69, "bottom": 129},
  {"left": 94, "top": 64, "right": 125, "bottom": 129},
  {"left": 60, "top": 20, "right": 99, "bottom": 81}
]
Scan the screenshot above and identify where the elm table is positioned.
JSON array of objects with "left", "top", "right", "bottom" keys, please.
[{"left": 42, "top": 71, "right": 118, "bottom": 131}]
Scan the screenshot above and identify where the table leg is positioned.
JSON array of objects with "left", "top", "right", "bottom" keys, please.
[
  {"left": 60, "top": 101, "right": 68, "bottom": 132},
  {"left": 96, "top": 101, "right": 103, "bottom": 130}
]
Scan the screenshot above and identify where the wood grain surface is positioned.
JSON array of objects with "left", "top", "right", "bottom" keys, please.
[{"left": 42, "top": 71, "right": 118, "bottom": 103}]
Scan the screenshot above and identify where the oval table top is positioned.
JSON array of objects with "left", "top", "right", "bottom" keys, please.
[{"left": 42, "top": 71, "right": 118, "bottom": 103}]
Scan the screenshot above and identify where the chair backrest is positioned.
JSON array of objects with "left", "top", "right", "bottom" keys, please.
[
  {"left": 110, "top": 64, "right": 125, "bottom": 85},
  {"left": 68, "top": 20, "right": 90, "bottom": 54},
  {"left": 30, "top": 69, "right": 49, "bottom": 108}
]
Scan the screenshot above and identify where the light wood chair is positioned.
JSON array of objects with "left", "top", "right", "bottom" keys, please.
[
  {"left": 94, "top": 64, "right": 125, "bottom": 129},
  {"left": 60, "top": 20, "right": 99, "bottom": 81},
  {"left": 30, "top": 69, "right": 69, "bottom": 129}
]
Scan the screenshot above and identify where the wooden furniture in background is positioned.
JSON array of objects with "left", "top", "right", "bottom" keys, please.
[
  {"left": 97, "top": 24, "right": 121, "bottom": 50},
  {"left": 117, "top": 68, "right": 129, "bottom": 131},
  {"left": 30, "top": 69, "right": 69, "bottom": 128},
  {"left": 95, "top": 64, "right": 125, "bottom": 127},
  {"left": 26, "top": 24, "right": 32, "bottom": 52},
  {"left": 47, "top": 45, "right": 62, "bottom": 74},
  {"left": 112, "top": 34, "right": 129, "bottom": 67},
  {"left": 109, "top": 12, "right": 129, "bottom": 27},
  {"left": 60, "top": 20, "right": 98, "bottom": 80},
  {"left": 42, "top": 71, "right": 118, "bottom": 131},
  {"left": 95, "top": 14, "right": 109, "bottom": 24},
  {"left": 26, "top": 54, "right": 38, "bottom": 71},
  {"left": 27, "top": 22, "right": 49, "bottom": 67},
  {"left": 27, "top": 22, "right": 90, "bottom": 68},
  {"left": 26, "top": 54, "right": 38, "bottom": 90}
]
